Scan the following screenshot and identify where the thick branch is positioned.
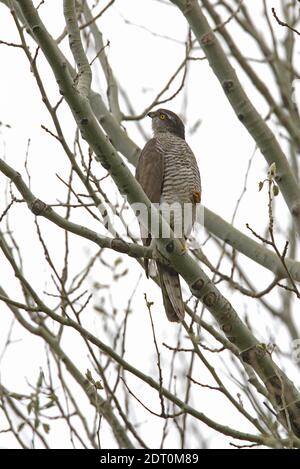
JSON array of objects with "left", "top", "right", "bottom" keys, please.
[
  {"left": 0, "top": 287, "right": 134, "bottom": 449},
  {"left": 0, "top": 285, "right": 285, "bottom": 447},
  {"left": 11, "top": 0, "right": 300, "bottom": 437},
  {"left": 171, "top": 0, "right": 300, "bottom": 235},
  {"left": 204, "top": 207, "right": 300, "bottom": 281},
  {"left": 202, "top": 0, "right": 300, "bottom": 148},
  {"left": 3, "top": 0, "right": 293, "bottom": 285},
  {"left": 63, "top": 0, "right": 92, "bottom": 98},
  {"left": 0, "top": 158, "right": 150, "bottom": 260},
  {"left": 0, "top": 0, "right": 139, "bottom": 165},
  {"left": 81, "top": 1, "right": 121, "bottom": 122}
]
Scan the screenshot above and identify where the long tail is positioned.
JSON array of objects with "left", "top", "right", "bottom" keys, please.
[{"left": 157, "top": 261, "right": 185, "bottom": 322}]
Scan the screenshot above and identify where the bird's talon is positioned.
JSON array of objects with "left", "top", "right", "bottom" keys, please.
[
  {"left": 193, "top": 191, "right": 201, "bottom": 204},
  {"left": 180, "top": 240, "right": 188, "bottom": 255}
]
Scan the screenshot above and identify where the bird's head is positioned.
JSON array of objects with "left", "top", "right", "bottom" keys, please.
[{"left": 148, "top": 109, "right": 185, "bottom": 139}]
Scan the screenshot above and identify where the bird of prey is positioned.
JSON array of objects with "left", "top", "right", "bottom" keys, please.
[{"left": 136, "top": 109, "right": 201, "bottom": 323}]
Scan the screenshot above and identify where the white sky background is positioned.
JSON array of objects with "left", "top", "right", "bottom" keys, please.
[{"left": 0, "top": 0, "right": 299, "bottom": 449}]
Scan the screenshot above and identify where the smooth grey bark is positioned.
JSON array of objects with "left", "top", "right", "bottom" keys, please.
[
  {"left": 171, "top": 0, "right": 300, "bottom": 236},
  {"left": 1, "top": 0, "right": 299, "bottom": 439},
  {"left": 1, "top": 0, "right": 298, "bottom": 282}
]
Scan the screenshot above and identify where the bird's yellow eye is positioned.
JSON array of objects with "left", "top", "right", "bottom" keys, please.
[{"left": 159, "top": 113, "right": 167, "bottom": 120}]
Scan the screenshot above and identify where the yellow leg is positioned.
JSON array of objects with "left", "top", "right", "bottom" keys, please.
[
  {"left": 193, "top": 191, "right": 201, "bottom": 204},
  {"left": 179, "top": 238, "right": 187, "bottom": 254}
]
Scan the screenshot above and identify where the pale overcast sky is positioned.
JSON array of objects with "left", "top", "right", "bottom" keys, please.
[{"left": 0, "top": 0, "right": 299, "bottom": 449}]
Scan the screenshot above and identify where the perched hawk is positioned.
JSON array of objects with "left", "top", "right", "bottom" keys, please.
[{"left": 136, "top": 109, "right": 201, "bottom": 322}]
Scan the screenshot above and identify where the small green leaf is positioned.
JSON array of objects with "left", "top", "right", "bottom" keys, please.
[
  {"left": 34, "top": 396, "right": 40, "bottom": 413},
  {"left": 37, "top": 370, "right": 44, "bottom": 388},
  {"left": 94, "top": 381, "right": 103, "bottom": 390},
  {"left": 27, "top": 401, "right": 33, "bottom": 415},
  {"left": 85, "top": 369, "right": 95, "bottom": 385},
  {"left": 17, "top": 422, "right": 25, "bottom": 432},
  {"left": 268, "top": 162, "right": 276, "bottom": 178},
  {"left": 273, "top": 184, "right": 279, "bottom": 196},
  {"left": 44, "top": 400, "right": 55, "bottom": 409},
  {"left": 258, "top": 181, "right": 264, "bottom": 192},
  {"left": 43, "top": 423, "right": 50, "bottom": 434}
]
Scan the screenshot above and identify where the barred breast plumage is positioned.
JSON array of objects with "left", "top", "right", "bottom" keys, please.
[{"left": 156, "top": 132, "right": 201, "bottom": 238}]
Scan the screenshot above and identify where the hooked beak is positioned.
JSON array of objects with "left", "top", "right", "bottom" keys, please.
[{"left": 147, "top": 111, "right": 156, "bottom": 118}]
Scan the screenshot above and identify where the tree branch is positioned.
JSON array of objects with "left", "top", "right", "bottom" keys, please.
[
  {"left": 4, "top": 0, "right": 294, "bottom": 285},
  {"left": 81, "top": 0, "right": 121, "bottom": 122},
  {"left": 171, "top": 0, "right": 300, "bottom": 235},
  {"left": 63, "top": 0, "right": 92, "bottom": 98},
  {"left": 204, "top": 207, "right": 300, "bottom": 282},
  {"left": 0, "top": 158, "right": 150, "bottom": 260},
  {"left": 10, "top": 0, "right": 300, "bottom": 438}
]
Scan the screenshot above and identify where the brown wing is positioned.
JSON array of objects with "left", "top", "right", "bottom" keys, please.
[
  {"left": 136, "top": 139, "right": 185, "bottom": 322},
  {"left": 136, "top": 138, "right": 164, "bottom": 203},
  {"left": 135, "top": 138, "right": 164, "bottom": 277}
]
